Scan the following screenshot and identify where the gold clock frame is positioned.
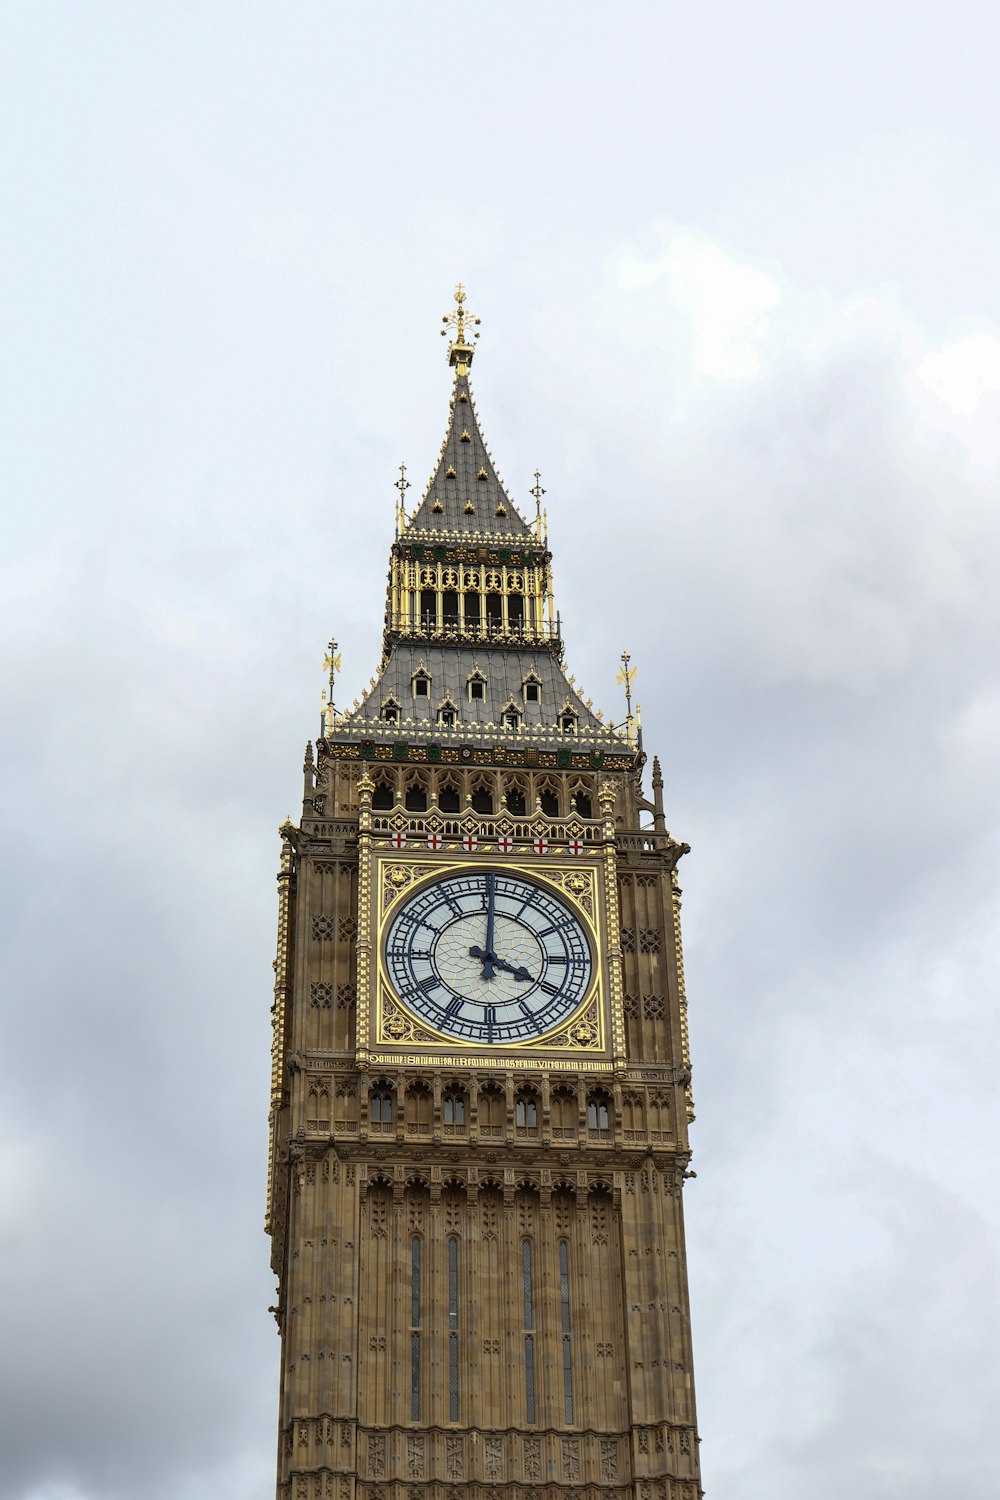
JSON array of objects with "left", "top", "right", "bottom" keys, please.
[{"left": 362, "top": 849, "right": 623, "bottom": 1071}]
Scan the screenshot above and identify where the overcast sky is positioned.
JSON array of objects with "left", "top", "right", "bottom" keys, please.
[{"left": 2, "top": 5, "right": 999, "bottom": 1498}]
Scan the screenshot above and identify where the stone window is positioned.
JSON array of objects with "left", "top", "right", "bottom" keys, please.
[
  {"left": 370, "top": 1085, "right": 394, "bottom": 1127},
  {"left": 586, "top": 1090, "right": 612, "bottom": 1139}
]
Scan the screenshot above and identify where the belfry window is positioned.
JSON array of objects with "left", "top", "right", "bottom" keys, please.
[
  {"left": 404, "top": 778, "right": 429, "bottom": 812},
  {"left": 438, "top": 779, "right": 461, "bottom": 813},
  {"left": 471, "top": 784, "right": 494, "bottom": 814},
  {"left": 505, "top": 784, "right": 527, "bottom": 815},
  {"left": 372, "top": 778, "right": 394, "bottom": 810}
]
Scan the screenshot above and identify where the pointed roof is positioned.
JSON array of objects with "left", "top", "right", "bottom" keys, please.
[
  {"left": 403, "top": 286, "right": 536, "bottom": 541},
  {"left": 405, "top": 369, "right": 534, "bottom": 538}
]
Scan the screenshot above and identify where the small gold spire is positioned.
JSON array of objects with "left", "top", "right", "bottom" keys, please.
[
  {"left": 616, "top": 650, "right": 637, "bottom": 743},
  {"left": 440, "top": 283, "right": 481, "bottom": 373},
  {"left": 530, "top": 469, "right": 546, "bottom": 540},
  {"left": 394, "top": 462, "right": 411, "bottom": 533}
]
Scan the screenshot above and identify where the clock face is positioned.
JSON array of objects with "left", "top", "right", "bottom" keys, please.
[{"left": 383, "top": 869, "right": 593, "bottom": 1044}]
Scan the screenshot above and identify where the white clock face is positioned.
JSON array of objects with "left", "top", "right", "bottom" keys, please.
[{"left": 383, "top": 870, "right": 593, "bottom": 1044}]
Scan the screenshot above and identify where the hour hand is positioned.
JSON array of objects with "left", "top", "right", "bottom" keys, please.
[
  {"left": 468, "top": 943, "right": 496, "bottom": 981},
  {"left": 490, "top": 956, "right": 533, "bottom": 982}
]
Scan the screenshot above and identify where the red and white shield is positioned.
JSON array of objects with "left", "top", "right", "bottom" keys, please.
[
  {"left": 426, "top": 832, "right": 442, "bottom": 851},
  {"left": 462, "top": 833, "right": 478, "bottom": 853},
  {"left": 496, "top": 835, "right": 514, "bottom": 854},
  {"left": 567, "top": 837, "right": 585, "bottom": 856},
  {"left": 390, "top": 830, "right": 407, "bottom": 849},
  {"left": 533, "top": 835, "right": 549, "bottom": 856}
]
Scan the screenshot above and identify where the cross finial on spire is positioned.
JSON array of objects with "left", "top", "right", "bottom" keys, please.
[
  {"left": 617, "top": 650, "right": 637, "bottom": 745},
  {"left": 321, "top": 638, "right": 341, "bottom": 737},
  {"left": 394, "top": 461, "right": 411, "bottom": 532},
  {"left": 529, "top": 469, "right": 546, "bottom": 539},
  {"left": 441, "top": 282, "right": 481, "bottom": 372}
]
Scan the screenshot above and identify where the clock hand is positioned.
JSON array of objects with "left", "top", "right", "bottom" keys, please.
[
  {"left": 477, "top": 873, "right": 497, "bottom": 981},
  {"left": 467, "top": 946, "right": 533, "bottom": 984},
  {"left": 490, "top": 956, "right": 533, "bottom": 982}
]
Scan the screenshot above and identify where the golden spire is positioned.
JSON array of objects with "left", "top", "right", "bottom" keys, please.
[
  {"left": 321, "top": 638, "right": 341, "bottom": 736},
  {"left": 394, "top": 461, "right": 411, "bottom": 533},
  {"left": 616, "top": 650, "right": 637, "bottom": 744},
  {"left": 441, "top": 282, "right": 481, "bottom": 373},
  {"left": 530, "top": 468, "right": 546, "bottom": 540}
]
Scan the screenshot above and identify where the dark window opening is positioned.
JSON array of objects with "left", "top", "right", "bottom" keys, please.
[
  {"left": 471, "top": 786, "right": 493, "bottom": 814},
  {"left": 443, "top": 1094, "right": 466, "bottom": 1125},
  {"left": 372, "top": 780, "right": 394, "bottom": 810},
  {"left": 560, "top": 712, "right": 578, "bottom": 733},
  {"left": 506, "top": 788, "right": 527, "bottom": 815},
  {"left": 405, "top": 784, "right": 428, "bottom": 812},
  {"left": 413, "top": 675, "right": 430, "bottom": 698},
  {"left": 442, "top": 590, "right": 459, "bottom": 628},
  {"left": 469, "top": 677, "right": 486, "bottom": 700},
  {"left": 524, "top": 679, "right": 540, "bottom": 703},
  {"left": 539, "top": 790, "right": 560, "bottom": 817},
  {"left": 508, "top": 594, "right": 524, "bottom": 629},
  {"left": 465, "top": 594, "right": 481, "bottom": 627},
  {"left": 382, "top": 703, "right": 399, "bottom": 724},
  {"left": 438, "top": 785, "right": 461, "bottom": 813},
  {"left": 573, "top": 790, "right": 593, "bottom": 818},
  {"left": 486, "top": 593, "right": 503, "bottom": 629},
  {"left": 420, "top": 589, "right": 436, "bottom": 628},
  {"left": 505, "top": 711, "right": 521, "bottom": 732},
  {"left": 515, "top": 1096, "right": 538, "bottom": 1128},
  {"left": 371, "top": 1090, "right": 393, "bottom": 1123},
  {"left": 439, "top": 705, "right": 457, "bottom": 728}
]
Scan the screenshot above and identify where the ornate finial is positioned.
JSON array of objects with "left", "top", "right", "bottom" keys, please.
[
  {"left": 394, "top": 462, "right": 411, "bottom": 532},
  {"left": 616, "top": 650, "right": 637, "bottom": 744},
  {"left": 321, "top": 639, "right": 341, "bottom": 736},
  {"left": 441, "top": 283, "right": 481, "bottom": 373},
  {"left": 530, "top": 468, "right": 546, "bottom": 538}
]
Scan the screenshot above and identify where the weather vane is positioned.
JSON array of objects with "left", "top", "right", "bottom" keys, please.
[
  {"left": 441, "top": 283, "right": 481, "bottom": 371},
  {"left": 321, "top": 637, "right": 341, "bottom": 736},
  {"left": 617, "top": 650, "right": 637, "bottom": 741}
]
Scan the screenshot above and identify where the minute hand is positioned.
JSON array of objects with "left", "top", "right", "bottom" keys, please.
[{"left": 474, "top": 874, "right": 497, "bottom": 981}]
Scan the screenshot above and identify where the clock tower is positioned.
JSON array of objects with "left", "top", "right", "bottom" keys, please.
[{"left": 267, "top": 289, "right": 703, "bottom": 1500}]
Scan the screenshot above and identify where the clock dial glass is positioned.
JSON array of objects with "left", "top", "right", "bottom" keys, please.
[{"left": 383, "top": 870, "right": 593, "bottom": 1044}]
